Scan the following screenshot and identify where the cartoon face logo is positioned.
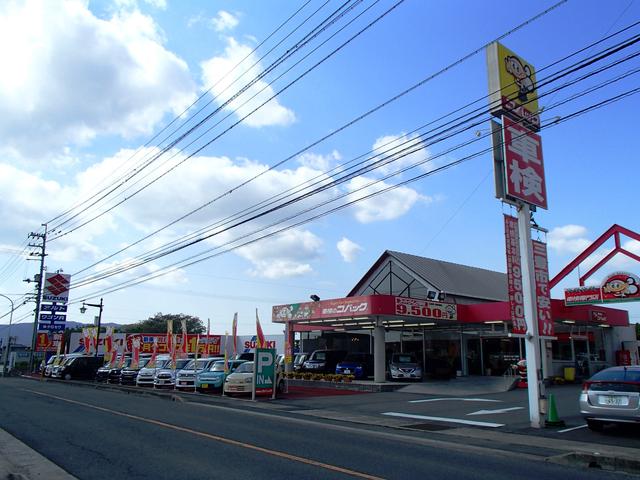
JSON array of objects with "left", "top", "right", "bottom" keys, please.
[
  {"left": 504, "top": 55, "right": 535, "bottom": 102},
  {"left": 602, "top": 274, "right": 640, "bottom": 298}
]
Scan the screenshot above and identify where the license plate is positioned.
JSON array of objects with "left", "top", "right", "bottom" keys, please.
[
  {"left": 343, "top": 369, "right": 351, "bottom": 374},
  {"left": 179, "top": 381, "right": 187, "bottom": 385},
  {"left": 598, "top": 395, "right": 629, "bottom": 406}
]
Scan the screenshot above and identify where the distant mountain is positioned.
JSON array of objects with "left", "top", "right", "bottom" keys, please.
[{"left": 0, "top": 321, "right": 122, "bottom": 348}]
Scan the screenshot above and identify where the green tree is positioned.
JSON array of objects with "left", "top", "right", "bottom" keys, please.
[{"left": 120, "top": 313, "right": 205, "bottom": 334}]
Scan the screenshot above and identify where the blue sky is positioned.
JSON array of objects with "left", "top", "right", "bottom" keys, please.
[{"left": 0, "top": 0, "right": 639, "bottom": 335}]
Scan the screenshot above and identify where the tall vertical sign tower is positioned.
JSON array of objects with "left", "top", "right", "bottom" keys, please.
[{"left": 487, "top": 43, "right": 552, "bottom": 428}]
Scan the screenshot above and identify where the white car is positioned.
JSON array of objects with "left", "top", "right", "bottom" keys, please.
[
  {"left": 153, "top": 358, "right": 191, "bottom": 389},
  {"left": 136, "top": 356, "right": 170, "bottom": 387},
  {"left": 175, "top": 357, "right": 222, "bottom": 390},
  {"left": 223, "top": 361, "right": 283, "bottom": 395}
]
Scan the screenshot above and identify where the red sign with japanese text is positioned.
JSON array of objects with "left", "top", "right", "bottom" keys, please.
[
  {"left": 504, "top": 215, "right": 526, "bottom": 334},
  {"left": 532, "top": 240, "right": 553, "bottom": 336},
  {"left": 36, "top": 332, "right": 62, "bottom": 352},
  {"left": 502, "top": 116, "right": 547, "bottom": 209},
  {"left": 564, "top": 286, "right": 602, "bottom": 305},
  {"left": 126, "top": 334, "right": 221, "bottom": 355}
]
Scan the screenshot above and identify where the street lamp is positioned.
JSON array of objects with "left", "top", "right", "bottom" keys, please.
[
  {"left": 1, "top": 294, "right": 15, "bottom": 376},
  {"left": 80, "top": 298, "right": 103, "bottom": 357}
]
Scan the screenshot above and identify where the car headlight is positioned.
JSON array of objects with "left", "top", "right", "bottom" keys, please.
[
  {"left": 244, "top": 377, "right": 252, "bottom": 383},
  {"left": 390, "top": 365, "right": 400, "bottom": 372}
]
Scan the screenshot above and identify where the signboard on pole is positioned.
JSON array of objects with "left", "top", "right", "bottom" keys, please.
[
  {"left": 42, "top": 273, "right": 71, "bottom": 303},
  {"left": 502, "top": 116, "right": 547, "bottom": 209},
  {"left": 254, "top": 348, "right": 276, "bottom": 396},
  {"left": 487, "top": 42, "right": 540, "bottom": 131},
  {"left": 532, "top": 240, "right": 553, "bottom": 336},
  {"left": 504, "top": 215, "right": 526, "bottom": 334}
]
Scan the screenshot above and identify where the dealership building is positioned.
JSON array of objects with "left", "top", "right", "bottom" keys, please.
[{"left": 273, "top": 250, "right": 638, "bottom": 383}]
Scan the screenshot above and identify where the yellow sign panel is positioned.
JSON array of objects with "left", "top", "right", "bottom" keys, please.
[{"left": 487, "top": 42, "right": 539, "bottom": 130}]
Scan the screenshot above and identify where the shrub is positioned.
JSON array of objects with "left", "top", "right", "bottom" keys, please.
[{"left": 302, "top": 372, "right": 313, "bottom": 380}]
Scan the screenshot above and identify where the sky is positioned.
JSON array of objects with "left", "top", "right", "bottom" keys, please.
[{"left": 0, "top": 0, "right": 639, "bottom": 336}]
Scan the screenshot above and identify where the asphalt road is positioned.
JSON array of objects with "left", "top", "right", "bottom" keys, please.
[{"left": 0, "top": 378, "right": 632, "bottom": 480}]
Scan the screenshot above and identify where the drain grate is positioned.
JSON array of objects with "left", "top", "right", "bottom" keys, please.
[{"left": 405, "top": 422, "right": 452, "bottom": 431}]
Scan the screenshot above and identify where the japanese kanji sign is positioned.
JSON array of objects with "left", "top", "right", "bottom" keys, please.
[
  {"left": 532, "top": 240, "right": 553, "bottom": 336},
  {"left": 502, "top": 116, "right": 547, "bottom": 209},
  {"left": 504, "top": 215, "right": 526, "bottom": 335}
]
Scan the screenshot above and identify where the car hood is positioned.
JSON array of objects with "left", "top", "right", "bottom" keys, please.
[
  {"left": 390, "top": 362, "right": 420, "bottom": 369},
  {"left": 155, "top": 369, "right": 176, "bottom": 376},
  {"left": 226, "top": 372, "right": 252, "bottom": 383},
  {"left": 199, "top": 371, "right": 224, "bottom": 379}
]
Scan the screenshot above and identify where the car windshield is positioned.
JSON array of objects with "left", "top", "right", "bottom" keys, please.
[
  {"left": 312, "top": 352, "right": 326, "bottom": 361},
  {"left": 138, "top": 358, "right": 149, "bottom": 368},
  {"left": 122, "top": 358, "right": 132, "bottom": 368},
  {"left": 210, "top": 361, "right": 226, "bottom": 372},
  {"left": 294, "top": 354, "right": 307, "bottom": 365},
  {"left": 64, "top": 357, "right": 77, "bottom": 366},
  {"left": 234, "top": 362, "right": 253, "bottom": 374},
  {"left": 174, "top": 359, "right": 190, "bottom": 370},
  {"left": 46, "top": 356, "right": 58, "bottom": 365},
  {"left": 393, "top": 355, "right": 416, "bottom": 364},
  {"left": 591, "top": 368, "right": 640, "bottom": 383}
]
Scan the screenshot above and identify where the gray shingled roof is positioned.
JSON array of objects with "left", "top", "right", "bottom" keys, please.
[{"left": 387, "top": 250, "right": 508, "bottom": 301}]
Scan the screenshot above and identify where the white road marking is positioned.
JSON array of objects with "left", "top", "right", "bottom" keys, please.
[
  {"left": 409, "top": 398, "right": 501, "bottom": 404},
  {"left": 467, "top": 407, "right": 524, "bottom": 416},
  {"left": 557, "top": 424, "right": 588, "bottom": 433},
  {"left": 382, "top": 412, "right": 504, "bottom": 428}
]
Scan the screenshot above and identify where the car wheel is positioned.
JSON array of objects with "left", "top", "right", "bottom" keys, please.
[
  {"left": 587, "top": 419, "right": 604, "bottom": 432},
  {"left": 64, "top": 373, "right": 72, "bottom": 381}
]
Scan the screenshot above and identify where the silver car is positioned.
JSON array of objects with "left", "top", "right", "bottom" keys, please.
[
  {"left": 136, "top": 357, "right": 169, "bottom": 387},
  {"left": 580, "top": 366, "right": 640, "bottom": 431},
  {"left": 175, "top": 357, "right": 222, "bottom": 390},
  {"left": 153, "top": 358, "right": 191, "bottom": 389}
]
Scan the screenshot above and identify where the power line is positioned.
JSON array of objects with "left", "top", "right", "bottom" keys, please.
[
  {"left": 49, "top": 0, "right": 565, "bottom": 242},
  {"left": 71, "top": 87, "right": 640, "bottom": 301},
  {"left": 70, "top": 33, "right": 640, "bottom": 284}
]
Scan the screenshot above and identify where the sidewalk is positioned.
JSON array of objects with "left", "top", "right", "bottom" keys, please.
[{"left": 0, "top": 427, "right": 77, "bottom": 480}]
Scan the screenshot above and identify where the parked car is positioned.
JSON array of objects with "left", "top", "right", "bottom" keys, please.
[
  {"left": 580, "top": 366, "right": 640, "bottom": 431},
  {"left": 175, "top": 357, "right": 222, "bottom": 390},
  {"left": 153, "top": 358, "right": 191, "bottom": 389},
  {"left": 95, "top": 362, "right": 114, "bottom": 382},
  {"left": 120, "top": 358, "right": 149, "bottom": 386},
  {"left": 301, "top": 350, "right": 347, "bottom": 374},
  {"left": 51, "top": 354, "right": 84, "bottom": 378},
  {"left": 136, "top": 356, "right": 170, "bottom": 387},
  {"left": 108, "top": 357, "right": 132, "bottom": 384},
  {"left": 196, "top": 359, "right": 246, "bottom": 392},
  {"left": 43, "top": 355, "right": 64, "bottom": 377},
  {"left": 388, "top": 353, "right": 422, "bottom": 381},
  {"left": 224, "top": 361, "right": 282, "bottom": 395},
  {"left": 293, "top": 353, "right": 309, "bottom": 372},
  {"left": 336, "top": 352, "right": 374, "bottom": 379},
  {"left": 57, "top": 355, "right": 105, "bottom": 381}
]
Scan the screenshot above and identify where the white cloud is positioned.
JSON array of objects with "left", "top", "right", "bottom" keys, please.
[
  {"left": 371, "top": 133, "right": 431, "bottom": 176},
  {"left": 211, "top": 10, "right": 239, "bottom": 32},
  {"left": 547, "top": 225, "right": 591, "bottom": 254},
  {"left": 237, "top": 229, "right": 323, "bottom": 278},
  {"left": 200, "top": 37, "right": 295, "bottom": 128},
  {"left": 346, "top": 176, "right": 429, "bottom": 223},
  {"left": 297, "top": 150, "right": 341, "bottom": 171},
  {"left": 337, "top": 237, "right": 362, "bottom": 263},
  {"left": 0, "top": 0, "right": 195, "bottom": 162},
  {"left": 114, "top": 0, "right": 168, "bottom": 10}
]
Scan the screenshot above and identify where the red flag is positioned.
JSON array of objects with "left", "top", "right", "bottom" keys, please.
[
  {"left": 232, "top": 313, "right": 238, "bottom": 355},
  {"left": 256, "top": 309, "right": 265, "bottom": 349},
  {"left": 166, "top": 320, "right": 173, "bottom": 354},
  {"left": 132, "top": 337, "right": 140, "bottom": 369},
  {"left": 82, "top": 328, "right": 91, "bottom": 355},
  {"left": 170, "top": 334, "right": 177, "bottom": 369}
]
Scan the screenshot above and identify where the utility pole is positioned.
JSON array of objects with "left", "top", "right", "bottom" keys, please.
[{"left": 27, "top": 224, "right": 47, "bottom": 373}]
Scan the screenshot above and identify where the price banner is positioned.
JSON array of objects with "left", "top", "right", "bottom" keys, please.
[{"left": 394, "top": 297, "right": 457, "bottom": 321}]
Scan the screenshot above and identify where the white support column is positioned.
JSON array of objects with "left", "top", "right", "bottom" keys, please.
[
  {"left": 374, "top": 320, "right": 386, "bottom": 383},
  {"left": 518, "top": 203, "right": 544, "bottom": 428}
]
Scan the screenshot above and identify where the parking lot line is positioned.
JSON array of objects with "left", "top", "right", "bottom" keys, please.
[
  {"left": 409, "top": 398, "right": 501, "bottom": 404},
  {"left": 557, "top": 424, "right": 587, "bottom": 433},
  {"left": 22, "top": 389, "right": 384, "bottom": 480},
  {"left": 382, "top": 412, "right": 504, "bottom": 428}
]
